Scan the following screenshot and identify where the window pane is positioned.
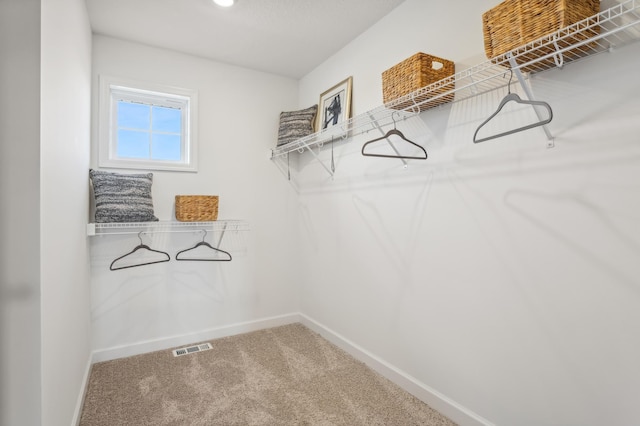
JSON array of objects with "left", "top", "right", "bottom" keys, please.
[
  {"left": 101, "top": 77, "right": 197, "bottom": 171},
  {"left": 117, "top": 129, "right": 150, "bottom": 159},
  {"left": 152, "top": 106, "right": 182, "bottom": 133},
  {"left": 118, "top": 102, "right": 150, "bottom": 130},
  {"left": 152, "top": 133, "right": 181, "bottom": 161}
]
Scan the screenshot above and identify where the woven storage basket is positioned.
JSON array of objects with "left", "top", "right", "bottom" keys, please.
[
  {"left": 483, "top": 0, "right": 599, "bottom": 71},
  {"left": 382, "top": 53, "right": 455, "bottom": 112},
  {"left": 175, "top": 195, "right": 218, "bottom": 222}
]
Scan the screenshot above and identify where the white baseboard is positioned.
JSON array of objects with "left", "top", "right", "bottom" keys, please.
[
  {"left": 299, "top": 314, "right": 495, "bottom": 426},
  {"left": 91, "top": 313, "right": 301, "bottom": 363},
  {"left": 72, "top": 353, "right": 93, "bottom": 426}
]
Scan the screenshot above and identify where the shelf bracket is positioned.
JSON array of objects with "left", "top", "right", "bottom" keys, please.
[
  {"left": 468, "top": 73, "right": 479, "bottom": 95},
  {"left": 216, "top": 222, "right": 228, "bottom": 249},
  {"left": 508, "top": 54, "right": 555, "bottom": 148},
  {"left": 552, "top": 35, "right": 565, "bottom": 68},
  {"left": 408, "top": 93, "right": 421, "bottom": 114},
  {"left": 302, "top": 140, "right": 335, "bottom": 178}
]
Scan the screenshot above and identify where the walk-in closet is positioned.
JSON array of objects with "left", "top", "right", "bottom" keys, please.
[{"left": 3, "top": 0, "right": 640, "bottom": 425}]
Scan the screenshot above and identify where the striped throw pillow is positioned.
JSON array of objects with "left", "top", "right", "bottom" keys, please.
[
  {"left": 277, "top": 105, "right": 318, "bottom": 146},
  {"left": 90, "top": 169, "right": 159, "bottom": 223}
]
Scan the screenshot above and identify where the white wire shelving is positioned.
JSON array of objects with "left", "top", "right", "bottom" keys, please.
[
  {"left": 270, "top": 0, "right": 640, "bottom": 161},
  {"left": 86, "top": 220, "right": 250, "bottom": 236}
]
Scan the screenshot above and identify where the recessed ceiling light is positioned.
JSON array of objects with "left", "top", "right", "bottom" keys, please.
[{"left": 213, "top": 0, "right": 235, "bottom": 7}]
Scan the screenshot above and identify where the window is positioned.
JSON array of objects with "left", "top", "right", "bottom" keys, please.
[{"left": 99, "top": 76, "right": 198, "bottom": 172}]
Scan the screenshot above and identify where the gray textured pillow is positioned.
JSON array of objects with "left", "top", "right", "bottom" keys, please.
[
  {"left": 90, "top": 169, "right": 159, "bottom": 223},
  {"left": 277, "top": 105, "right": 318, "bottom": 146}
]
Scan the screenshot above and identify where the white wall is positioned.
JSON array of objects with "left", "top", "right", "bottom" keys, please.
[
  {"left": 0, "top": 1, "right": 42, "bottom": 425},
  {"left": 40, "top": 0, "right": 93, "bottom": 424},
  {"left": 297, "top": 1, "right": 640, "bottom": 425},
  {"left": 89, "top": 36, "right": 301, "bottom": 355}
]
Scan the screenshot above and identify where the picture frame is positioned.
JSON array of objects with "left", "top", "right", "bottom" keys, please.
[{"left": 316, "top": 76, "right": 353, "bottom": 131}]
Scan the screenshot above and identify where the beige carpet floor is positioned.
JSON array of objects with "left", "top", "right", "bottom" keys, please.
[{"left": 80, "top": 323, "right": 456, "bottom": 425}]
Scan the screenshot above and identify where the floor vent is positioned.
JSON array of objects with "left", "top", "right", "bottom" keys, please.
[{"left": 172, "top": 342, "right": 213, "bottom": 357}]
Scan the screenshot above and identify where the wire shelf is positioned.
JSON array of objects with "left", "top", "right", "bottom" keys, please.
[
  {"left": 270, "top": 0, "right": 640, "bottom": 159},
  {"left": 87, "top": 220, "right": 250, "bottom": 236}
]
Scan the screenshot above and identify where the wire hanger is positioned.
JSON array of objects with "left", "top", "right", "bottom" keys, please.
[
  {"left": 110, "top": 231, "right": 171, "bottom": 271},
  {"left": 175, "top": 229, "right": 232, "bottom": 262},
  {"left": 473, "top": 69, "right": 553, "bottom": 144},
  {"left": 361, "top": 112, "right": 427, "bottom": 160}
]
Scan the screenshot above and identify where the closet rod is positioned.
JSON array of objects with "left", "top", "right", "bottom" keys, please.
[{"left": 87, "top": 220, "right": 250, "bottom": 236}]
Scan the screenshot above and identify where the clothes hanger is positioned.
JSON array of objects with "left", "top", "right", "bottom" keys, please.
[
  {"left": 110, "top": 231, "right": 171, "bottom": 271},
  {"left": 175, "top": 229, "right": 232, "bottom": 262},
  {"left": 473, "top": 69, "right": 553, "bottom": 144},
  {"left": 361, "top": 111, "right": 427, "bottom": 160}
]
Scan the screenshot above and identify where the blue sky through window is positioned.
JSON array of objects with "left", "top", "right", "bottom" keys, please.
[
  {"left": 117, "top": 129, "right": 149, "bottom": 158},
  {"left": 153, "top": 106, "right": 182, "bottom": 133},
  {"left": 116, "top": 101, "right": 182, "bottom": 161},
  {"left": 152, "top": 134, "right": 181, "bottom": 160},
  {"left": 118, "top": 102, "right": 149, "bottom": 129}
]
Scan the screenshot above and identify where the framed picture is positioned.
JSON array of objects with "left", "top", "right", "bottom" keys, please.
[{"left": 316, "top": 76, "right": 353, "bottom": 131}]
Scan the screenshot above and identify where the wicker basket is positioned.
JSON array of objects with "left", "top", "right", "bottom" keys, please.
[
  {"left": 175, "top": 195, "right": 219, "bottom": 222},
  {"left": 483, "top": 0, "right": 599, "bottom": 71},
  {"left": 382, "top": 53, "right": 455, "bottom": 112}
]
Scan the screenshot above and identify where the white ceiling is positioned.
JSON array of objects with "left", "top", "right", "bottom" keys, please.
[{"left": 85, "top": 0, "right": 406, "bottom": 79}]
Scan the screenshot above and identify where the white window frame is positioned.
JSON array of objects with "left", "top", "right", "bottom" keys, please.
[{"left": 98, "top": 75, "right": 198, "bottom": 172}]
